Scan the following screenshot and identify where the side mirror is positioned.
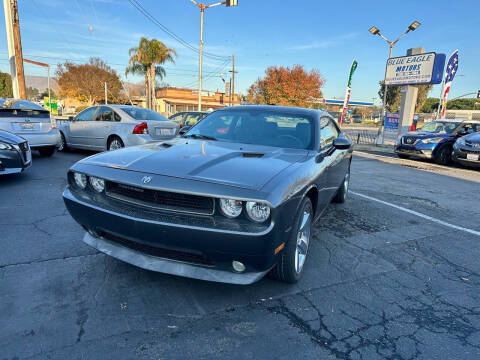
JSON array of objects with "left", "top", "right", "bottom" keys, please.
[
  {"left": 457, "top": 129, "right": 468, "bottom": 136},
  {"left": 68, "top": 116, "right": 75, "bottom": 121},
  {"left": 179, "top": 125, "right": 192, "bottom": 136},
  {"left": 333, "top": 136, "right": 351, "bottom": 150}
]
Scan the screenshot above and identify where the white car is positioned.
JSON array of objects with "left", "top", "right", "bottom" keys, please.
[
  {"left": 0, "top": 99, "right": 60, "bottom": 156},
  {"left": 57, "top": 105, "right": 179, "bottom": 152}
]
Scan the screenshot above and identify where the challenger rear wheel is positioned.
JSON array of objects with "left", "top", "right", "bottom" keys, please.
[
  {"left": 270, "top": 197, "right": 312, "bottom": 283},
  {"left": 332, "top": 165, "right": 350, "bottom": 204}
]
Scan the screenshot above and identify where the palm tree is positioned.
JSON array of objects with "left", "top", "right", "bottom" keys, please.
[{"left": 126, "top": 37, "right": 176, "bottom": 110}]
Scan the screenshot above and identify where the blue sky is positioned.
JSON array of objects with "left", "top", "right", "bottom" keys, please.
[{"left": 0, "top": 0, "right": 478, "bottom": 104}]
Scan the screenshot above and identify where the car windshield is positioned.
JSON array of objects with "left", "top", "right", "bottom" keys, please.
[
  {"left": 185, "top": 109, "right": 314, "bottom": 150},
  {"left": 419, "top": 121, "right": 460, "bottom": 134},
  {"left": 121, "top": 107, "right": 168, "bottom": 121}
]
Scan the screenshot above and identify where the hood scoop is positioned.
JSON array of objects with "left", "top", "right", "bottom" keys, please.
[{"left": 242, "top": 152, "right": 264, "bottom": 158}]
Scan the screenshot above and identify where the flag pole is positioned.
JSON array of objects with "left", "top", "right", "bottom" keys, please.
[{"left": 339, "top": 60, "right": 358, "bottom": 126}]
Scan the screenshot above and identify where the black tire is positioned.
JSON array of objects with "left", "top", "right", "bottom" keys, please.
[
  {"left": 58, "top": 132, "right": 67, "bottom": 152},
  {"left": 397, "top": 154, "right": 409, "bottom": 159},
  {"left": 270, "top": 197, "right": 313, "bottom": 283},
  {"left": 37, "top": 146, "right": 56, "bottom": 157},
  {"left": 332, "top": 164, "right": 350, "bottom": 204},
  {"left": 107, "top": 136, "right": 124, "bottom": 151},
  {"left": 434, "top": 144, "right": 452, "bottom": 165}
]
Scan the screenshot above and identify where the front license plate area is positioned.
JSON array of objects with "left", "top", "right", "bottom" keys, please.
[{"left": 467, "top": 153, "right": 479, "bottom": 161}]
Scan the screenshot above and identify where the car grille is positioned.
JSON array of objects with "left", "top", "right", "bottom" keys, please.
[
  {"left": 17, "top": 141, "right": 29, "bottom": 162},
  {"left": 402, "top": 137, "right": 417, "bottom": 145},
  {"left": 99, "top": 230, "right": 214, "bottom": 266},
  {"left": 105, "top": 181, "right": 215, "bottom": 215},
  {"left": 465, "top": 141, "right": 480, "bottom": 149}
]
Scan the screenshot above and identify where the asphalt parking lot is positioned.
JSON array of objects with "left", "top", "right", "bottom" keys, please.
[{"left": 1, "top": 150, "right": 480, "bottom": 360}]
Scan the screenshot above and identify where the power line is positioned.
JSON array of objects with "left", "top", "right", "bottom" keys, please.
[{"left": 128, "top": 0, "right": 230, "bottom": 62}]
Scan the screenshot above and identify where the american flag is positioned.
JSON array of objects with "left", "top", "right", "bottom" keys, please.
[{"left": 441, "top": 50, "right": 459, "bottom": 117}]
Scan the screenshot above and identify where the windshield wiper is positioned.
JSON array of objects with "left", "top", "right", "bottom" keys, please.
[{"left": 185, "top": 134, "right": 217, "bottom": 141}]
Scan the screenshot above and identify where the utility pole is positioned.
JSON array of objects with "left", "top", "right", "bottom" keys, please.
[
  {"left": 228, "top": 54, "right": 238, "bottom": 106},
  {"left": 190, "top": 0, "right": 238, "bottom": 111},
  {"left": 10, "top": 0, "right": 26, "bottom": 99},
  {"left": 104, "top": 82, "right": 108, "bottom": 104},
  {"left": 3, "top": 0, "right": 17, "bottom": 97}
]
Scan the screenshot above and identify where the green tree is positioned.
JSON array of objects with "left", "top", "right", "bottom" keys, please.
[
  {"left": 421, "top": 97, "right": 440, "bottom": 113},
  {"left": 247, "top": 65, "right": 324, "bottom": 107},
  {"left": 126, "top": 37, "right": 176, "bottom": 110},
  {"left": 0, "top": 72, "right": 13, "bottom": 98},
  {"left": 378, "top": 82, "right": 432, "bottom": 113},
  {"left": 56, "top": 57, "right": 123, "bottom": 105}
]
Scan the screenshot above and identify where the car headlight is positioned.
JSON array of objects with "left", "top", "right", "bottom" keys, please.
[
  {"left": 89, "top": 176, "right": 105, "bottom": 193},
  {"left": 73, "top": 172, "right": 88, "bottom": 189},
  {"left": 246, "top": 201, "right": 271, "bottom": 223},
  {"left": 0, "top": 142, "right": 13, "bottom": 150},
  {"left": 456, "top": 137, "right": 466, "bottom": 146},
  {"left": 422, "top": 137, "right": 443, "bottom": 144},
  {"left": 219, "top": 198, "right": 243, "bottom": 218}
]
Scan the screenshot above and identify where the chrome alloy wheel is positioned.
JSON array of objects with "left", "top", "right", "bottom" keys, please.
[
  {"left": 109, "top": 139, "right": 123, "bottom": 150},
  {"left": 295, "top": 209, "right": 311, "bottom": 274}
]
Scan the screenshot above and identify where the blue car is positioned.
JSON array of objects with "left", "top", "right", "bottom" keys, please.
[{"left": 395, "top": 119, "right": 480, "bottom": 165}]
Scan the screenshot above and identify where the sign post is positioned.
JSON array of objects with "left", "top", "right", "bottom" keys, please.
[
  {"left": 382, "top": 48, "right": 445, "bottom": 137},
  {"left": 339, "top": 60, "right": 357, "bottom": 126}
]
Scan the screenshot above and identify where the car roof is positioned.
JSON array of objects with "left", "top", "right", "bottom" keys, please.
[
  {"left": 434, "top": 118, "right": 479, "bottom": 123},
  {"left": 215, "top": 105, "right": 329, "bottom": 117},
  {"left": 0, "top": 98, "right": 47, "bottom": 111}
]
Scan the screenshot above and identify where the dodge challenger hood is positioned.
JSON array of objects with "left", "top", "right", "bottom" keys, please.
[{"left": 81, "top": 139, "right": 308, "bottom": 190}]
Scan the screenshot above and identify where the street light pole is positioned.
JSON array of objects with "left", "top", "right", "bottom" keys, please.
[
  {"left": 190, "top": 0, "right": 237, "bottom": 111},
  {"left": 369, "top": 21, "right": 421, "bottom": 143}
]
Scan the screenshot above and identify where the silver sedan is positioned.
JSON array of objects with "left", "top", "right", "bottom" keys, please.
[{"left": 58, "top": 105, "right": 179, "bottom": 152}]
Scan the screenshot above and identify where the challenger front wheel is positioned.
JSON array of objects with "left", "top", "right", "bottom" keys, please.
[{"left": 270, "top": 197, "right": 313, "bottom": 283}]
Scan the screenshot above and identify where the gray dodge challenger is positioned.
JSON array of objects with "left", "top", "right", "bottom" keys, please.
[{"left": 63, "top": 105, "right": 352, "bottom": 284}]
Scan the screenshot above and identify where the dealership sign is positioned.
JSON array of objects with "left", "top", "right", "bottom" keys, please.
[{"left": 384, "top": 52, "right": 445, "bottom": 85}]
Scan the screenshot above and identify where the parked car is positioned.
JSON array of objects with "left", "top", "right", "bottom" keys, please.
[
  {"left": 57, "top": 105, "right": 179, "bottom": 152},
  {"left": 0, "top": 99, "right": 59, "bottom": 156},
  {"left": 63, "top": 105, "right": 352, "bottom": 284},
  {"left": 452, "top": 132, "right": 480, "bottom": 168},
  {"left": 395, "top": 119, "right": 480, "bottom": 165},
  {"left": 352, "top": 116, "right": 362, "bottom": 123},
  {"left": 0, "top": 130, "right": 32, "bottom": 175},
  {"left": 169, "top": 111, "right": 208, "bottom": 134}
]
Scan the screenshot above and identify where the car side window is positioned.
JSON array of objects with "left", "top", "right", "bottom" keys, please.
[
  {"left": 75, "top": 107, "right": 97, "bottom": 121},
  {"left": 95, "top": 106, "right": 114, "bottom": 122},
  {"left": 320, "top": 117, "right": 339, "bottom": 149},
  {"left": 114, "top": 111, "right": 121, "bottom": 122}
]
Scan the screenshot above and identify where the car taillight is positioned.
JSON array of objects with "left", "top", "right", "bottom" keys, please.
[
  {"left": 133, "top": 122, "right": 148, "bottom": 134},
  {"left": 411, "top": 123, "right": 416, "bottom": 131}
]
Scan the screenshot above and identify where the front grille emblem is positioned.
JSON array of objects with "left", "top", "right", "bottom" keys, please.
[{"left": 141, "top": 176, "right": 152, "bottom": 184}]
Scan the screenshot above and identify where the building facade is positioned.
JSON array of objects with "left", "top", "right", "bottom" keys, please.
[{"left": 155, "top": 87, "right": 239, "bottom": 117}]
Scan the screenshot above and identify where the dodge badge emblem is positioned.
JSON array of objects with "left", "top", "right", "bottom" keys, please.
[{"left": 141, "top": 176, "right": 152, "bottom": 184}]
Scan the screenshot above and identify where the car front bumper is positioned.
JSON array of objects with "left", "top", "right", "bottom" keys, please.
[
  {"left": 452, "top": 147, "right": 480, "bottom": 167},
  {"left": 395, "top": 143, "right": 437, "bottom": 159},
  {"left": 63, "top": 187, "right": 285, "bottom": 285},
  {"left": 17, "top": 129, "right": 60, "bottom": 148},
  {"left": 0, "top": 145, "right": 32, "bottom": 175}
]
